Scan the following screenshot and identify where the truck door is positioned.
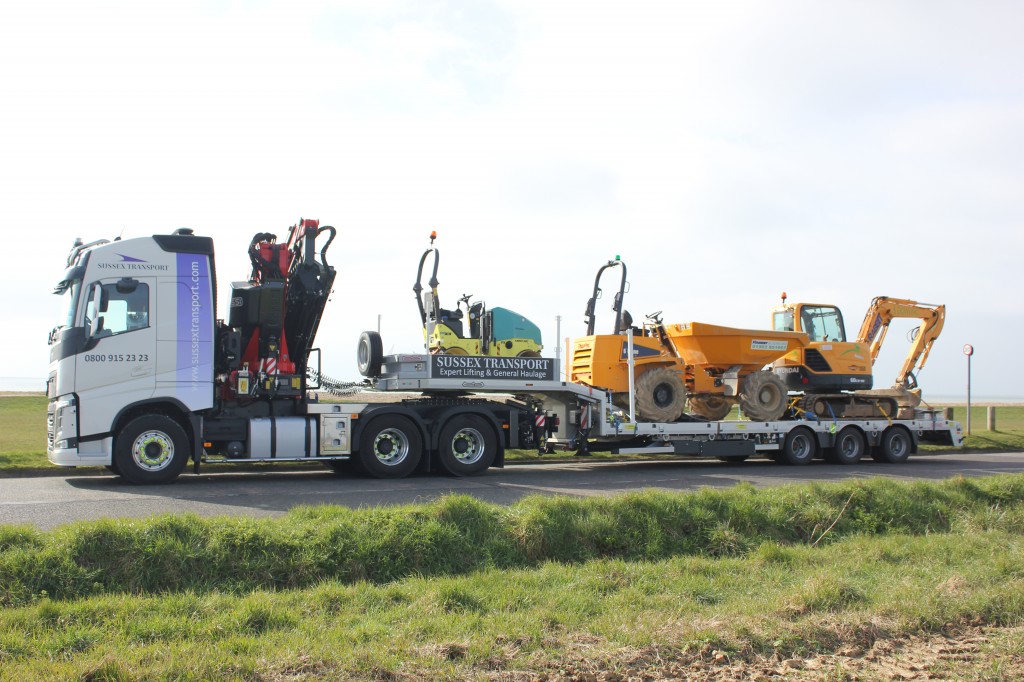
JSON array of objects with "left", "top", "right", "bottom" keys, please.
[{"left": 77, "top": 277, "right": 157, "bottom": 437}]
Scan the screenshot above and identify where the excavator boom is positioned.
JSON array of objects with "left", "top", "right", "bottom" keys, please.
[{"left": 855, "top": 296, "right": 945, "bottom": 388}]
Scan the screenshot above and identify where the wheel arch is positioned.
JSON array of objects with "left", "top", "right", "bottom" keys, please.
[
  {"left": 111, "top": 398, "right": 201, "bottom": 463},
  {"left": 829, "top": 423, "right": 867, "bottom": 449},
  {"left": 884, "top": 423, "right": 918, "bottom": 453},
  {"left": 352, "top": 405, "right": 432, "bottom": 472}
]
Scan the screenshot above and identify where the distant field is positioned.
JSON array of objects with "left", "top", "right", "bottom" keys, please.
[
  {"left": 0, "top": 396, "right": 48, "bottom": 469},
  {"left": 2, "top": 395, "right": 1022, "bottom": 473}
]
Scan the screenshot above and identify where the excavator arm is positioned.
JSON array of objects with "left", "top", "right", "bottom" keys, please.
[{"left": 855, "top": 297, "right": 945, "bottom": 389}]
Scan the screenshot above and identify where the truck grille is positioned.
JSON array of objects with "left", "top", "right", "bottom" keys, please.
[
  {"left": 804, "top": 349, "right": 832, "bottom": 373},
  {"left": 570, "top": 346, "right": 593, "bottom": 382},
  {"left": 47, "top": 410, "right": 55, "bottom": 452}
]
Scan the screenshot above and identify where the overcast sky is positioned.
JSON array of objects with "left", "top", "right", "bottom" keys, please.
[{"left": 1, "top": 1, "right": 1020, "bottom": 398}]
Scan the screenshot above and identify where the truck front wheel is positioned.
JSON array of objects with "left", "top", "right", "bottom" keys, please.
[
  {"left": 357, "top": 415, "right": 422, "bottom": 478},
  {"left": 114, "top": 415, "right": 191, "bottom": 484}
]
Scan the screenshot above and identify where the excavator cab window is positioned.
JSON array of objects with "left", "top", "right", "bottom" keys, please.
[
  {"left": 799, "top": 305, "right": 846, "bottom": 343},
  {"left": 773, "top": 310, "right": 794, "bottom": 332}
]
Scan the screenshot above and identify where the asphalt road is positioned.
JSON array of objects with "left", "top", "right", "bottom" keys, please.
[{"left": 2, "top": 452, "right": 1023, "bottom": 530}]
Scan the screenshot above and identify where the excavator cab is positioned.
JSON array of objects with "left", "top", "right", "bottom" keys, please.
[
  {"left": 771, "top": 294, "right": 872, "bottom": 394},
  {"left": 775, "top": 304, "right": 847, "bottom": 343}
]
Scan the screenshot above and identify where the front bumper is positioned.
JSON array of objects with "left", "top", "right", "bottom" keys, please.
[{"left": 47, "top": 395, "right": 113, "bottom": 466}]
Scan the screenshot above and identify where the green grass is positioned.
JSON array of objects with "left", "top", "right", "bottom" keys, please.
[
  {"left": 3, "top": 475, "right": 1024, "bottom": 605},
  {"left": 941, "top": 405, "right": 1024, "bottom": 451},
  {"left": 2, "top": 477, "right": 1024, "bottom": 680},
  {"left": 0, "top": 395, "right": 48, "bottom": 469}
]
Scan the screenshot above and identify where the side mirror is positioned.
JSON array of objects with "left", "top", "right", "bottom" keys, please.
[{"left": 87, "top": 282, "right": 104, "bottom": 336}]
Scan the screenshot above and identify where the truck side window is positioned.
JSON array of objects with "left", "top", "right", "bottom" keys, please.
[{"left": 84, "top": 280, "right": 149, "bottom": 337}]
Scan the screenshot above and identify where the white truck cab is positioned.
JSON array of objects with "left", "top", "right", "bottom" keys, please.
[{"left": 48, "top": 230, "right": 215, "bottom": 479}]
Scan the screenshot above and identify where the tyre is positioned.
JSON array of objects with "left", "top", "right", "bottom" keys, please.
[
  {"left": 828, "top": 426, "right": 866, "bottom": 464},
  {"left": 688, "top": 396, "right": 733, "bottom": 421},
  {"left": 437, "top": 415, "right": 497, "bottom": 476},
  {"left": 739, "top": 371, "right": 788, "bottom": 421},
  {"left": 357, "top": 331, "right": 384, "bottom": 377},
  {"left": 874, "top": 426, "right": 912, "bottom": 463},
  {"left": 517, "top": 350, "right": 542, "bottom": 358},
  {"left": 634, "top": 366, "right": 687, "bottom": 422},
  {"left": 778, "top": 426, "right": 816, "bottom": 465},
  {"left": 113, "top": 415, "right": 191, "bottom": 484},
  {"left": 356, "top": 415, "right": 422, "bottom": 478}
]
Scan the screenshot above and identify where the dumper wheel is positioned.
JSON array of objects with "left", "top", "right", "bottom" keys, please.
[
  {"left": 634, "top": 367, "right": 687, "bottom": 422},
  {"left": 517, "top": 350, "right": 542, "bottom": 358},
  {"left": 688, "top": 396, "right": 733, "bottom": 421},
  {"left": 739, "top": 371, "right": 788, "bottom": 421}
]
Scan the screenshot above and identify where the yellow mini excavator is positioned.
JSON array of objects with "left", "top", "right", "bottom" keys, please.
[{"left": 771, "top": 294, "right": 945, "bottom": 419}]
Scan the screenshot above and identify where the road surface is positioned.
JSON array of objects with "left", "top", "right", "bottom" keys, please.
[{"left": 2, "top": 452, "right": 1022, "bottom": 529}]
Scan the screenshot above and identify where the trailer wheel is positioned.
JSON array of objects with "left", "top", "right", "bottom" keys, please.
[
  {"left": 114, "top": 415, "right": 190, "bottom": 484},
  {"left": 688, "top": 396, "right": 733, "bottom": 421},
  {"left": 437, "top": 415, "right": 497, "bottom": 476},
  {"left": 739, "top": 371, "right": 788, "bottom": 421},
  {"left": 357, "top": 415, "right": 422, "bottom": 478},
  {"left": 828, "top": 426, "right": 865, "bottom": 464},
  {"left": 357, "top": 331, "right": 384, "bottom": 377},
  {"left": 634, "top": 367, "right": 686, "bottom": 422},
  {"left": 874, "top": 426, "right": 912, "bottom": 463},
  {"left": 778, "top": 426, "right": 816, "bottom": 465}
]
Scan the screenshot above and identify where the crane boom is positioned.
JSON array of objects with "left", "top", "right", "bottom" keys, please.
[{"left": 855, "top": 296, "right": 945, "bottom": 389}]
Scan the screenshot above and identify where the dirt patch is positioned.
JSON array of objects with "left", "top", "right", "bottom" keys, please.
[{"left": 478, "top": 626, "right": 1024, "bottom": 681}]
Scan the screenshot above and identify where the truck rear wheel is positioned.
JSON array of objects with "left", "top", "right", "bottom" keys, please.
[
  {"left": 874, "top": 426, "right": 912, "bottom": 463},
  {"left": 357, "top": 415, "right": 422, "bottom": 478},
  {"left": 114, "top": 415, "right": 190, "bottom": 484},
  {"left": 634, "top": 367, "right": 686, "bottom": 422},
  {"left": 827, "top": 426, "right": 865, "bottom": 464},
  {"left": 777, "top": 426, "right": 816, "bottom": 465},
  {"left": 437, "top": 415, "right": 496, "bottom": 476},
  {"left": 739, "top": 371, "right": 788, "bottom": 421}
]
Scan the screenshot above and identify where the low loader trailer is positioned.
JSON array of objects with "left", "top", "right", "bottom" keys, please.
[{"left": 47, "top": 224, "right": 962, "bottom": 485}]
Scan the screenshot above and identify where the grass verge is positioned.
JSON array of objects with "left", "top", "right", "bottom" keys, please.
[
  {"left": 3, "top": 475, "right": 1024, "bottom": 605},
  {"left": 2, "top": 476, "right": 1024, "bottom": 679}
]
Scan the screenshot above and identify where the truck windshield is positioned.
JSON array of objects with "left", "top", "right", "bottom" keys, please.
[{"left": 54, "top": 278, "right": 82, "bottom": 328}]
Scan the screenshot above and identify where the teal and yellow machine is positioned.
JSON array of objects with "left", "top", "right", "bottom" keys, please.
[{"left": 414, "top": 232, "right": 542, "bottom": 357}]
